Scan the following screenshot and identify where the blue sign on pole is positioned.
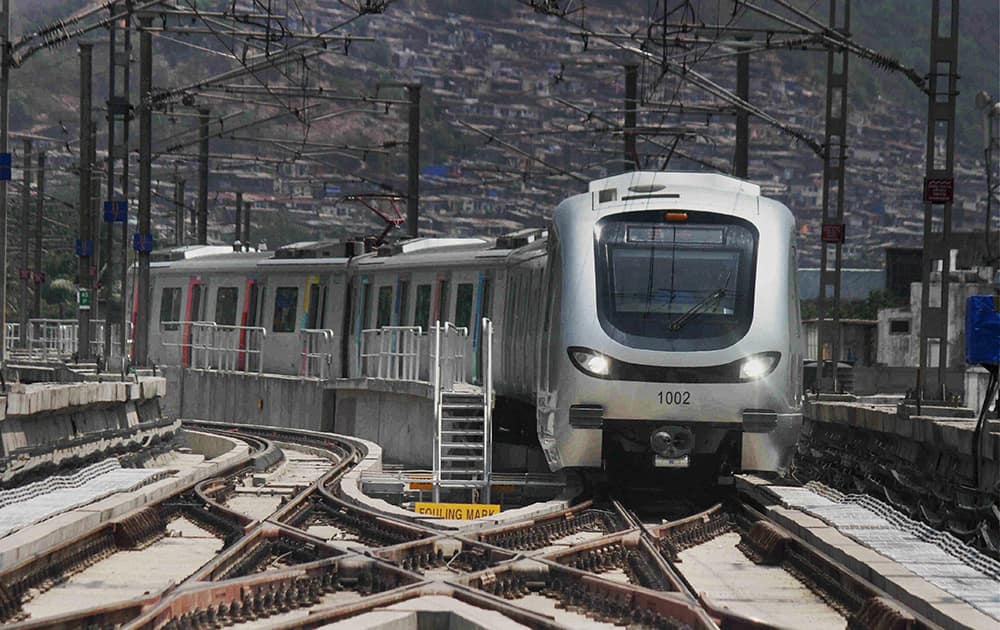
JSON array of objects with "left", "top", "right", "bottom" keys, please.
[
  {"left": 103, "top": 200, "right": 128, "bottom": 222},
  {"left": 0, "top": 153, "right": 11, "bottom": 181},
  {"left": 75, "top": 239, "right": 94, "bottom": 257},
  {"left": 133, "top": 232, "right": 154, "bottom": 252}
]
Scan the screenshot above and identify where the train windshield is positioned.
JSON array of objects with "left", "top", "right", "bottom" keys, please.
[{"left": 595, "top": 211, "right": 758, "bottom": 351}]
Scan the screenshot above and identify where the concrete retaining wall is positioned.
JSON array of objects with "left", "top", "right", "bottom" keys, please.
[
  {"left": 162, "top": 369, "right": 439, "bottom": 468},
  {"left": 331, "top": 379, "right": 434, "bottom": 468},
  {"left": 804, "top": 400, "right": 999, "bottom": 488},
  {"left": 161, "top": 367, "right": 335, "bottom": 433},
  {"left": 0, "top": 377, "right": 170, "bottom": 480},
  {"left": 851, "top": 366, "right": 966, "bottom": 396}
]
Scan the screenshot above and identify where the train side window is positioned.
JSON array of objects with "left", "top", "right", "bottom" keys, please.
[
  {"left": 414, "top": 284, "right": 431, "bottom": 330},
  {"left": 215, "top": 287, "right": 239, "bottom": 326},
  {"left": 190, "top": 284, "right": 203, "bottom": 321},
  {"left": 272, "top": 287, "right": 299, "bottom": 333},
  {"left": 436, "top": 280, "right": 450, "bottom": 325},
  {"left": 376, "top": 285, "right": 393, "bottom": 327},
  {"left": 455, "top": 283, "right": 474, "bottom": 329},
  {"left": 160, "top": 287, "right": 181, "bottom": 330},
  {"left": 397, "top": 280, "right": 410, "bottom": 326},
  {"left": 360, "top": 282, "right": 373, "bottom": 330}
]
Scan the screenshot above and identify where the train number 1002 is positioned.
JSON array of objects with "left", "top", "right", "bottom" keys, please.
[{"left": 657, "top": 391, "right": 691, "bottom": 405}]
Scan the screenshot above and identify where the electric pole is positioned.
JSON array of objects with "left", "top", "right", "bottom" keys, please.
[
  {"left": 105, "top": 1, "right": 132, "bottom": 369},
  {"left": 197, "top": 107, "right": 209, "bottom": 244},
  {"left": 33, "top": 151, "right": 43, "bottom": 319},
  {"left": 815, "top": 0, "right": 850, "bottom": 392},
  {"left": 174, "top": 175, "right": 185, "bottom": 246},
  {"left": 917, "top": 0, "right": 960, "bottom": 401},
  {"left": 624, "top": 64, "right": 637, "bottom": 172},
  {"left": 243, "top": 199, "right": 251, "bottom": 249},
  {"left": 18, "top": 138, "right": 29, "bottom": 346},
  {"left": 0, "top": 0, "right": 11, "bottom": 363},
  {"left": 234, "top": 191, "right": 242, "bottom": 247},
  {"left": 77, "top": 42, "right": 94, "bottom": 361},
  {"left": 134, "top": 16, "right": 152, "bottom": 367},
  {"left": 734, "top": 36, "right": 751, "bottom": 179},
  {"left": 406, "top": 84, "right": 420, "bottom": 238}
]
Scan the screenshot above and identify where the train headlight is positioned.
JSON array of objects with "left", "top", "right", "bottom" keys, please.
[
  {"left": 571, "top": 349, "right": 612, "bottom": 377},
  {"left": 739, "top": 353, "right": 780, "bottom": 381}
]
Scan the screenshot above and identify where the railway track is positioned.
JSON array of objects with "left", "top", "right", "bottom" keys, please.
[{"left": 0, "top": 422, "right": 983, "bottom": 629}]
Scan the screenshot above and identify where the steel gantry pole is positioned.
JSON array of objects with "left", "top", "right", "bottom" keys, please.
[
  {"left": 918, "top": 0, "right": 960, "bottom": 401},
  {"left": 734, "top": 36, "right": 751, "bottom": 179},
  {"left": 197, "top": 107, "right": 209, "bottom": 245},
  {"left": 18, "top": 138, "right": 28, "bottom": 346},
  {"left": 815, "top": 0, "right": 850, "bottom": 393},
  {"left": 406, "top": 84, "right": 420, "bottom": 238},
  {"left": 174, "top": 175, "right": 185, "bottom": 246},
  {"left": 77, "top": 42, "right": 94, "bottom": 361},
  {"left": 624, "top": 64, "right": 638, "bottom": 172},
  {"left": 133, "top": 16, "right": 152, "bottom": 367},
  {"left": 33, "top": 150, "right": 43, "bottom": 318},
  {"left": 234, "top": 191, "right": 242, "bottom": 248},
  {"left": 105, "top": 1, "right": 132, "bottom": 368},
  {"left": 243, "top": 198, "right": 251, "bottom": 248},
  {"left": 0, "top": 0, "right": 10, "bottom": 363}
]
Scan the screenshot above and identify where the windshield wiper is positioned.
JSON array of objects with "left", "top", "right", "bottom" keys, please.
[
  {"left": 669, "top": 272, "right": 732, "bottom": 332},
  {"left": 668, "top": 288, "right": 726, "bottom": 331}
]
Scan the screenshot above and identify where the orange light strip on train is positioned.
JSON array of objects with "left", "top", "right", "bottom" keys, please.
[{"left": 664, "top": 212, "right": 688, "bottom": 221}]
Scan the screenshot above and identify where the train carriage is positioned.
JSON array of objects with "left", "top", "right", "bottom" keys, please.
[{"left": 146, "top": 171, "right": 802, "bottom": 478}]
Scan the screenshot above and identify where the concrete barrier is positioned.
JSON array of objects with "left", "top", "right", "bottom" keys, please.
[
  {"left": 330, "top": 378, "right": 434, "bottom": 468},
  {"left": 162, "top": 369, "right": 436, "bottom": 467},
  {"left": 0, "top": 377, "right": 171, "bottom": 482},
  {"left": 162, "top": 367, "right": 335, "bottom": 433}
]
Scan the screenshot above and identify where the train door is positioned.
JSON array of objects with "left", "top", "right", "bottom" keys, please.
[
  {"left": 449, "top": 268, "right": 478, "bottom": 383},
  {"left": 303, "top": 274, "right": 322, "bottom": 330},
  {"left": 432, "top": 274, "right": 450, "bottom": 327},
  {"left": 181, "top": 276, "right": 203, "bottom": 367},
  {"left": 471, "top": 271, "right": 494, "bottom": 385},
  {"left": 237, "top": 278, "right": 259, "bottom": 371},
  {"left": 393, "top": 274, "right": 410, "bottom": 326},
  {"left": 352, "top": 275, "right": 371, "bottom": 376}
]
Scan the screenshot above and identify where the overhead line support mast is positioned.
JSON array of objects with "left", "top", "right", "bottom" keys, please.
[{"left": 815, "top": 0, "right": 850, "bottom": 393}]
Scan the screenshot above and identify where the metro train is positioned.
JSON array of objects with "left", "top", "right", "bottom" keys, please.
[{"left": 147, "top": 171, "right": 803, "bottom": 477}]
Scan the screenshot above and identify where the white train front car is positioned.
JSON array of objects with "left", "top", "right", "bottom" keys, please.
[{"left": 537, "top": 172, "right": 803, "bottom": 478}]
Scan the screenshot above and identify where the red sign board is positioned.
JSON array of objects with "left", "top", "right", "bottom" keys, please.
[
  {"left": 821, "top": 223, "right": 845, "bottom": 244},
  {"left": 924, "top": 177, "right": 954, "bottom": 204}
]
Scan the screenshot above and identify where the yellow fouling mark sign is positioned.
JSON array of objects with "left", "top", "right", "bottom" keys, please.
[{"left": 414, "top": 502, "right": 501, "bottom": 520}]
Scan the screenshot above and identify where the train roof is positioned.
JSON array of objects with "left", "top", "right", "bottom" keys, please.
[
  {"left": 588, "top": 171, "right": 761, "bottom": 197},
  {"left": 582, "top": 171, "right": 765, "bottom": 217},
  {"left": 355, "top": 229, "right": 548, "bottom": 270}
]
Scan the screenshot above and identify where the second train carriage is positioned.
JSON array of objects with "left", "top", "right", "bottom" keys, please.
[{"left": 146, "top": 171, "right": 803, "bottom": 477}]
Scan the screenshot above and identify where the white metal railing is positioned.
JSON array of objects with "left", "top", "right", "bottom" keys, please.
[
  {"left": 431, "top": 320, "right": 479, "bottom": 502},
  {"left": 5, "top": 323, "right": 19, "bottom": 352},
  {"left": 300, "top": 328, "right": 336, "bottom": 379},
  {"left": 6, "top": 319, "right": 133, "bottom": 366},
  {"left": 482, "top": 317, "right": 494, "bottom": 503},
  {"left": 431, "top": 321, "right": 469, "bottom": 390},
  {"left": 360, "top": 326, "right": 423, "bottom": 381},
  {"left": 161, "top": 321, "right": 265, "bottom": 374}
]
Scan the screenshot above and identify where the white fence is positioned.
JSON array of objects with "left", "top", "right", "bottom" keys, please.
[
  {"left": 360, "top": 326, "right": 423, "bottom": 380},
  {"left": 161, "top": 321, "right": 265, "bottom": 374},
  {"left": 300, "top": 329, "right": 337, "bottom": 379},
  {"left": 431, "top": 322, "right": 469, "bottom": 390},
  {"left": 4, "top": 319, "right": 133, "bottom": 365}
]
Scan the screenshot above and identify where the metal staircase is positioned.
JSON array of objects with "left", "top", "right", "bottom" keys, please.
[{"left": 432, "top": 319, "right": 494, "bottom": 503}]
